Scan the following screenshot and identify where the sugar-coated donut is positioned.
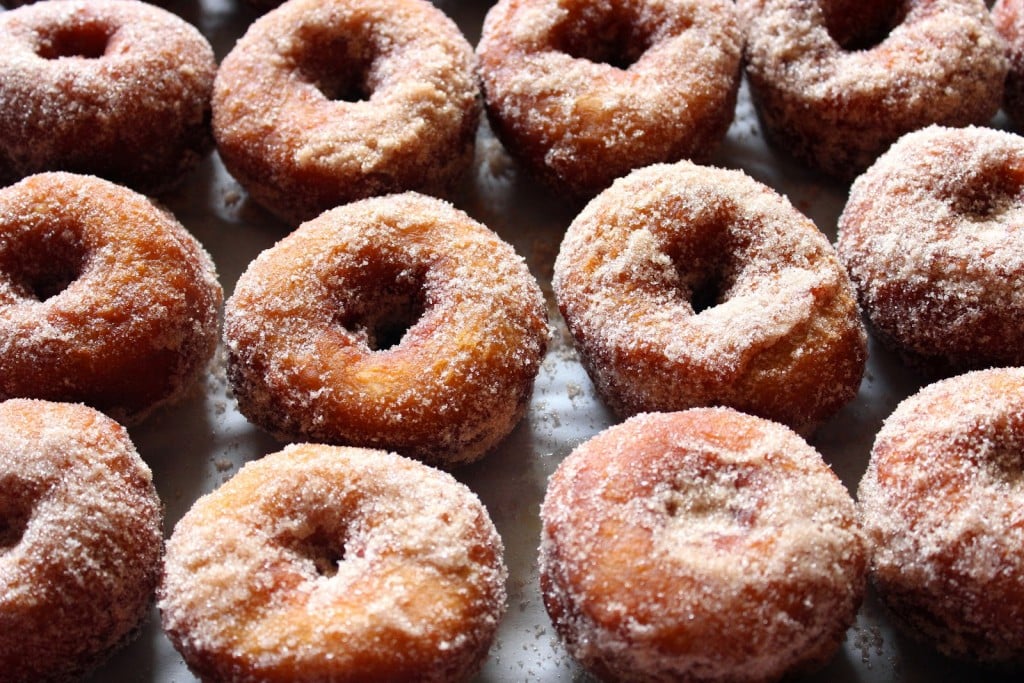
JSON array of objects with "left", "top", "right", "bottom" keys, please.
[
  {"left": 160, "top": 443, "right": 507, "bottom": 683},
  {"left": 995, "top": 0, "right": 1024, "bottom": 128},
  {"left": 0, "top": 172, "right": 223, "bottom": 425},
  {"left": 476, "top": 0, "right": 743, "bottom": 200},
  {"left": 224, "top": 192, "right": 548, "bottom": 466},
  {"left": 540, "top": 408, "right": 868, "bottom": 682},
  {"left": 858, "top": 367, "right": 1024, "bottom": 664},
  {"left": 737, "top": 0, "right": 1007, "bottom": 181},
  {"left": 0, "top": 398, "right": 164, "bottom": 683},
  {"left": 0, "top": 0, "right": 216, "bottom": 194},
  {"left": 213, "top": 0, "right": 480, "bottom": 225},
  {"left": 837, "top": 125, "right": 1024, "bottom": 376},
  {"left": 553, "top": 160, "right": 866, "bottom": 431}
]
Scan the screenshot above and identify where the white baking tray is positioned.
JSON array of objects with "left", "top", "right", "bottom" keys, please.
[{"left": 0, "top": 0, "right": 1010, "bottom": 680}]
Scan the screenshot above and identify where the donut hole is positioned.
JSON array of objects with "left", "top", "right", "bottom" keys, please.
[
  {"left": 0, "top": 511, "right": 29, "bottom": 552},
  {"left": 821, "top": 0, "right": 908, "bottom": 51},
  {"left": 661, "top": 229, "right": 737, "bottom": 314},
  {"left": 688, "top": 272, "right": 728, "bottom": 314},
  {"left": 644, "top": 208, "right": 743, "bottom": 314},
  {"left": 549, "top": 3, "right": 658, "bottom": 70},
  {"left": 21, "top": 257, "right": 84, "bottom": 302},
  {"left": 0, "top": 478, "right": 38, "bottom": 552},
  {"left": 291, "top": 526, "right": 349, "bottom": 578},
  {"left": 36, "top": 21, "right": 113, "bottom": 60},
  {"left": 335, "top": 264, "right": 427, "bottom": 351},
  {"left": 975, "top": 417, "right": 1024, "bottom": 488},
  {"left": 292, "top": 31, "right": 376, "bottom": 103},
  {"left": 659, "top": 467, "right": 760, "bottom": 545},
  {"left": 661, "top": 490, "right": 754, "bottom": 552},
  {"left": 985, "top": 445, "right": 1024, "bottom": 489},
  {"left": 2, "top": 229, "right": 87, "bottom": 302},
  {"left": 662, "top": 481, "right": 748, "bottom": 526},
  {"left": 947, "top": 168, "right": 1024, "bottom": 221}
]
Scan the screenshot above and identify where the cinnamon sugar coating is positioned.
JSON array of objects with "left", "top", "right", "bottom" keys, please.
[
  {"left": 477, "top": 0, "right": 743, "bottom": 200},
  {"left": 159, "top": 444, "right": 507, "bottom": 683},
  {"left": 0, "top": 0, "right": 216, "bottom": 194},
  {"left": 737, "top": 0, "right": 1007, "bottom": 181},
  {"left": 0, "top": 399, "right": 163, "bottom": 683},
  {"left": 212, "top": 0, "right": 480, "bottom": 226},
  {"left": 553, "top": 160, "right": 866, "bottom": 431},
  {"left": 224, "top": 192, "right": 548, "bottom": 466},
  {"left": 540, "top": 409, "right": 868, "bottom": 683},
  {"left": 0, "top": 172, "right": 223, "bottom": 425},
  {"left": 837, "top": 125, "right": 1024, "bottom": 375},
  {"left": 995, "top": 0, "right": 1024, "bottom": 128},
  {"left": 858, "top": 368, "right": 1024, "bottom": 664}
]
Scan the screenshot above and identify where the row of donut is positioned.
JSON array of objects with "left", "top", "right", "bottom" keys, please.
[
  {"left": 559, "top": 122, "right": 1024, "bottom": 436},
  {"left": 4, "top": 115, "right": 1024, "bottom": 467},
  {"left": 0, "top": 397, "right": 510, "bottom": 682},
  {"left": 8, "top": 364, "right": 1024, "bottom": 682},
  {"left": 5, "top": 0, "right": 1024, "bottom": 222},
  {"left": 0, "top": 171, "right": 546, "bottom": 466}
]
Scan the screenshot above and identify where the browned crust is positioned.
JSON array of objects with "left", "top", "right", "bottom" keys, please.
[
  {"left": 0, "top": 0, "right": 216, "bottom": 194},
  {"left": 0, "top": 398, "right": 164, "bottom": 683},
  {"left": 212, "top": 0, "right": 480, "bottom": 225},
  {"left": 477, "top": 0, "right": 743, "bottom": 199},
  {"left": 224, "top": 192, "right": 548, "bottom": 466},
  {"left": 858, "top": 368, "right": 1024, "bottom": 663},
  {"left": 159, "top": 444, "right": 507, "bottom": 683},
  {"left": 540, "top": 408, "right": 867, "bottom": 682},
  {"left": 553, "top": 160, "right": 866, "bottom": 431},
  {"left": 0, "top": 172, "right": 223, "bottom": 425},
  {"left": 837, "top": 125, "right": 1024, "bottom": 376},
  {"left": 994, "top": 0, "right": 1024, "bottom": 128},
  {"left": 738, "top": 0, "right": 1007, "bottom": 181}
]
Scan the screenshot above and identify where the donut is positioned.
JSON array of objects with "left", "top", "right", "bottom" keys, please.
[
  {"left": 540, "top": 408, "right": 868, "bottom": 682},
  {"left": 212, "top": 0, "right": 480, "bottom": 225},
  {"left": 224, "top": 192, "right": 548, "bottom": 466},
  {"left": 0, "top": 0, "right": 216, "bottom": 194},
  {"left": 858, "top": 367, "right": 1024, "bottom": 663},
  {"left": 159, "top": 443, "right": 507, "bottom": 682},
  {"left": 0, "top": 172, "right": 223, "bottom": 425},
  {"left": 836, "top": 125, "right": 1024, "bottom": 376},
  {"left": 553, "top": 160, "right": 867, "bottom": 431},
  {"left": 736, "top": 0, "right": 1007, "bottom": 181},
  {"left": 995, "top": 0, "right": 1024, "bottom": 128},
  {"left": 476, "top": 0, "right": 743, "bottom": 200},
  {"left": 0, "top": 398, "right": 164, "bottom": 683}
]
